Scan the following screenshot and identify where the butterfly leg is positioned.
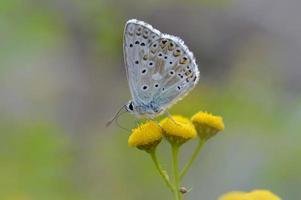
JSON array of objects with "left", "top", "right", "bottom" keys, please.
[
  {"left": 135, "top": 119, "right": 141, "bottom": 127},
  {"left": 165, "top": 110, "right": 180, "bottom": 125},
  {"left": 153, "top": 120, "right": 163, "bottom": 129}
]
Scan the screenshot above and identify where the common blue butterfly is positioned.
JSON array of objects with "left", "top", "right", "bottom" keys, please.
[{"left": 123, "top": 19, "right": 200, "bottom": 119}]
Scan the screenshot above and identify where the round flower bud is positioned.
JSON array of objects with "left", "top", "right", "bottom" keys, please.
[
  {"left": 128, "top": 121, "right": 162, "bottom": 153},
  {"left": 160, "top": 115, "right": 197, "bottom": 145},
  {"left": 191, "top": 111, "right": 224, "bottom": 140}
]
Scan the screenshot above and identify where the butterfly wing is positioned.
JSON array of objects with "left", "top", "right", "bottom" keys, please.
[
  {"left": 150, "top": 35, "right": 199, "bottom": 110},
  {"left": 123, "top": 19, "right": 161, "bottom": 105},
  {"left": 123, "top": 19, "right": 199, "bottom": 115}
]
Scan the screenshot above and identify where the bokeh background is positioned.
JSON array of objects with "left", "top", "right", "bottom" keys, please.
[{"left": 1, "top": 0, "right": 300, "bottom": 199}]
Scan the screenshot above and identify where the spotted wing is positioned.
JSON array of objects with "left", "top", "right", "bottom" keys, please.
[
  {"left": 150, "top": 35, "right": 199, "bottom": 110},
  {"left": 123, "top": 19, "right": 199, "bottom": 112},
  {"left": 123, "top": 19, "right": 161, "bottom": 105}
]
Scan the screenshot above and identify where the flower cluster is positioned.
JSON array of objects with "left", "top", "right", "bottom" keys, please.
[
  {"left": 126, "top": 112, "right": 281, "bottom": 200},
  {"left": 128, "top": 111, "right": 225, "bottom": 151},
  {"left": 219, "top": 190, "right": 282, "bottom": 200},
  {"left": 127, "top": 111, "right": 225, "bottom": 200}
]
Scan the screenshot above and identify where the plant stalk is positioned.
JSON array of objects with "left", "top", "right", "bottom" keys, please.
[
  {"left": 180, "top": 139, "right": 205, "bottom": 179},
  {"left": 172, "top": 144, "right": 182, "bottom": 200},
  {"left": 150, "top": 150, "right": 174, "bottom": 192}
]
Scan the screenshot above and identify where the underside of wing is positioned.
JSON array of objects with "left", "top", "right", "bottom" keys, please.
[
  {"left": 123, "top": 19, "right": 199, "bottom": 113},
  {"left": 123, "top": 19, "right": 161, "bottom": 104},
  {"left": 151, "top": 34, "right": 199, "bottom": 110}
]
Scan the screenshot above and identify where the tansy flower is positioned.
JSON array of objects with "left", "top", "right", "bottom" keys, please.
[
  {"left": 247, "top": 190, "right": 282, "bottom": 200},
  {"left": 191, "top": 111, "right": 224, "bottom": 140},
  {"left": 218, "top": 190, "right": 282, "bottom": 200},
  {"left": 128, "top": 121, "right": 162, "bottom": 152},
  {"left": 160, "top": 115, "right": 197, "bottom": 145},
  {"left": 218, "top": 192, "right": 251, "bottom": 200}
]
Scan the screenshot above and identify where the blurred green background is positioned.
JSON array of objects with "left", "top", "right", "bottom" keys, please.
[{"left": 1, "top": 0, "right": 300, "bottom": 199}]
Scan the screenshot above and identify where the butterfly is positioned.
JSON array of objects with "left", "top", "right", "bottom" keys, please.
[
  {"left": 107, "top": 19, "right": 199, "bottom": 126},
  {"left": 123, "top": 19, "right": 199, "bottom": 119}
]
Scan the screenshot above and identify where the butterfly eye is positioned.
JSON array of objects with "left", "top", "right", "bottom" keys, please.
[
  {"left": 128, "top": 102, "right": 134, "bottom": 111},
  {"left": 173, "top": 48, "right": 181, "bottom": 57}
]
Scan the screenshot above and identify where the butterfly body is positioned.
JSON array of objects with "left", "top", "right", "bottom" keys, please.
[
  {"left": 123, "top": 19, "right": 199, "bottom": 119},
  {"left": 126, "top": 99, "right": 164, "bottom": 119}
]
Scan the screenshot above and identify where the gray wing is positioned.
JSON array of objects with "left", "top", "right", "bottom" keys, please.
[
  {"left": 151, "top": 35, "right": 199, "bottom": 110},
  {"left": 123, "top": 19, "right": 199, "bottom": 112},
  {"left": 123, "top": 19, "right": 161, "bottom": 105}
]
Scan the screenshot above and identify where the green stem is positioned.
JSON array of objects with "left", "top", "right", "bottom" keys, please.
[
  {"left": 172, "top": 144, "right": 182, "bottom": 200},
  {"left": 150, "top": 150, "right": 174, "bottom": 192},
  {"left": 180, "top": 139, "right": 205, "bottom": 179}
]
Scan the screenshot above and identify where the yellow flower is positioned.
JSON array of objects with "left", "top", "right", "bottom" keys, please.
[
  {"left": 218, "top": 190, "right": 282, "bottom": 200},
  {"left": 128, "top": 121, "right": 162, "bottom": 152},
  {"left": 160, "top": 115, "right": 197, "bottom": 145},
  {"left": 191, "top": 111, "right": 224, "bottom": 140},
  {"left": 218, "top": 192, "right": 251, "bottom": 200},
  {"left": 247, "top": 190, "right": 281, "bottom": 200}
]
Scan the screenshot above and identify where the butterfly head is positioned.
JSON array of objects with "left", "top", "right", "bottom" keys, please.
[{"left": 125, "top": 100, "right": 135, "bottom": 113}]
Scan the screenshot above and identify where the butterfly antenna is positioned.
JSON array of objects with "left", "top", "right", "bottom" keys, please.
[
  {"left": 106, "top": 105, "right": 127, "bottom": 127},
  {"left": 115, "top": 111, "right": 131, "bottom": 132}
]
